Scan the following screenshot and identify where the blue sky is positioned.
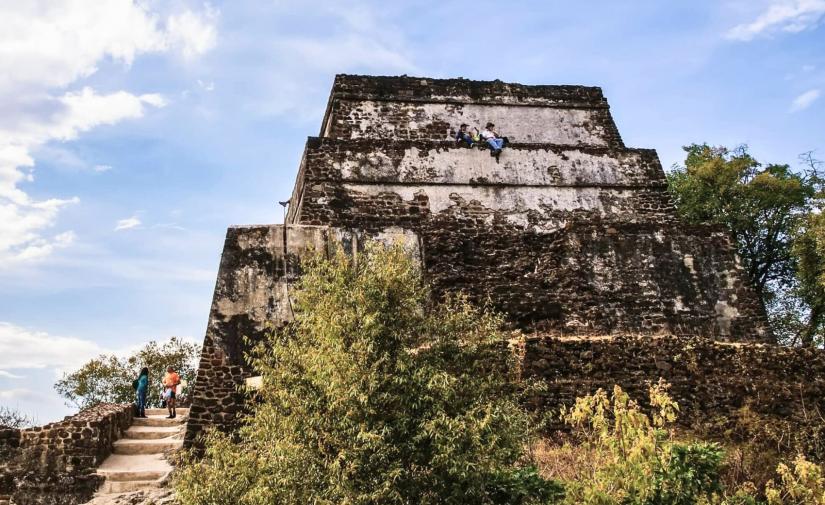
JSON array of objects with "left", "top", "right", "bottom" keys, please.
[{"left": 1, "top": 0, "right": 823, "bottom": 423}]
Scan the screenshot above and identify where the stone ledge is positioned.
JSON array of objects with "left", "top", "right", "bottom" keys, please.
[
  {"left": 306, "top": 136, "right": 656, "bottom": 154},
  {"left": 330, "top": 74, "right": 609, "bottom": 108}
]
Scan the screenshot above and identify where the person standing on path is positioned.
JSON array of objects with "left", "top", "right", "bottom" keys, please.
[
  {"left": 162, "top": 366, "right": 181, "bottom": 419},
  {"left": 135, "top": 367, "right": 149, "bottom": 418}
]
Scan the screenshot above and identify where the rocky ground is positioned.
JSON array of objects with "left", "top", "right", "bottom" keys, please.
[{"left": 84, "top": 488, "right": 175, "bottom": 505}]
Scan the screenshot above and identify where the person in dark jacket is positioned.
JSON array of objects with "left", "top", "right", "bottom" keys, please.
[
  {"left": 454, "top": 123, "right": 475, "bottom": 147},
  {"left": 135, "top": 367, "right": 149, "bottom": 418}
]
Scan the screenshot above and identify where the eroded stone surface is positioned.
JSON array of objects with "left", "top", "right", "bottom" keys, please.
[
  {"left": 185, "top": 74, "right": 772, "bottom": 449},
  {"left": 519, "top": 335, "right": 825, "bottom": 446}
]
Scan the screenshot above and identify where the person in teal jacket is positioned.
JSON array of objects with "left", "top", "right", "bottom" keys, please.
[{"left": 135, "top": 367, "right": 149, "bottom": 418}]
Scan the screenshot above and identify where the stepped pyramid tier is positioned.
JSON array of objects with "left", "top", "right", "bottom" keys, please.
[{"left": 185, "top": 75, "right": 770, "bottom": 447}]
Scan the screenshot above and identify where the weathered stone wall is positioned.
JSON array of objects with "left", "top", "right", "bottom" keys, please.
[
  {"left": 185, "top": 224, "right": 419, "bottom": 447},
  {"left": 185, "top": 225, "right": 328, "bottom": 447},
  {"left": 0, "top": 427, "right": 21, "bottom": 501},
  {"left": 1, "top": 403, "right": 132, "bottom": 505},
  {"left": 301, "top": 139, "right": 665, "bottom": 186},
  {"left": 418, "top": 219, "right": 766, "bottom": 339},
  {"left": 287, "top": 135, "right": 766, "bottom": 340},
  {"left": 519, "top": 336, "right": 825, "bottom": 455},
  {"left": 187, "top": 74, "right": 774, "bottom": 447},
  {"left": 321, "top": 75, "right": 624, "bottom": 147}
]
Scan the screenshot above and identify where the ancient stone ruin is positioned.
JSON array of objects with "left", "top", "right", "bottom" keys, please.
[
  {"left": 185, "top": 75, "right": 822, "bottom": 453},
  {"left": 2, "top": 74, "right": 822, "bottom": 504}
]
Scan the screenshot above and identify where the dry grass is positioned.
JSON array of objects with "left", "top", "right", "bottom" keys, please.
[
  {"left": 528, "top": 437, "right": 608, "bottom": 483},
  {"left": 530, "top": 434, "right": 787, "bottom": 497}
]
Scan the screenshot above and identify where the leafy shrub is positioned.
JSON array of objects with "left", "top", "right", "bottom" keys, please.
[
  {"left": 765, "top": 455, "right": 825, "bottom": 504},
  {"left": 560, "top": 381, "right": 724, "bottom": 504},
  {"left": 175, "top": 243, "right": 562, "bottom": 505}
]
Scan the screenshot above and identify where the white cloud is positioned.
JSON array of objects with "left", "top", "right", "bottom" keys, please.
[
  {"left": 790, "top": 89, "right": 821, "bottom": 111},
  {"left": 0, "top": 370, "right": 24, "bottom": 379},
  {"left": 167, "top": 6, "right": 219, "bottom": 59},
  {"left": 114, "top": 216, "right": 142, "bottom": 231},
  {"left": 197, "top": 80, "right": 215, "bottom": 91},
  {"left": 726, "top": 0, "right": 825, "bottom": 40},
  {"left": 0, "top": 322, "right": 105, "bottom": 372},
  {"left": 0, "top": 88, "right": 164, "bottom": 266},
  {"left": 93, "top": 164, "right": 113, "bottom": 173},
  {"left": 0, "top": 1, "right": 218, "bottom": 267}
]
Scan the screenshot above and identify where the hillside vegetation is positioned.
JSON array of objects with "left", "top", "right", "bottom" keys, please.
[{"left": 175, "top": 244, "right": 825, "bottom": 504}]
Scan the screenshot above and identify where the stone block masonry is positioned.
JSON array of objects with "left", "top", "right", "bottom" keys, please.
[
  {"left": 288, "top": 75, "right": 769, "bottom": 340},
  {"left": 519, "top": 336, "right": 825, "bottom": 456},
  {"left": 0, "top": 403, "right": 132, "bottom": 505},
  {"left": 185, "top": 74, "right": 780, "bottom": 448},
  {"left": 184, "top": 225, "right": 329, "bottom": 447}
]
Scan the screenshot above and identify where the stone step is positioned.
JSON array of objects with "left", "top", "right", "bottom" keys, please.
[
  {"left": 123, "top": 425, "right": 182, "bottom": 440},
  {"left": 145, "top": 408, "right": 189, "bottom": 416},
  {"left": 97, "top": 469, "right": 168, "bottom": 482},
  {"left": 98, "top": 478, "right": 164, "bottom": 494},
  {"left": 131, "top": 415, "right": 187, "bottom": 428},
  {"left": 113, "top": 438, "right": 183, "bottom": 455},
  {"left": 95, "top": 454, "right": 173, "bottom": 496},
  {"left": 97, "top": 453, "right": 172, "bottom": 474}
]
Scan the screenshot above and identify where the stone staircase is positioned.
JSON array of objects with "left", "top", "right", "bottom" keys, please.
[{"left": 94, "top": 408, "right": 187, "bottom": 495}]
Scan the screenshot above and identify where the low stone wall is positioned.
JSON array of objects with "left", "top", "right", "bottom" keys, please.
[
  {"left": 0, "top": 427, "right": 21, "bottom": 501},
  {"left": 1, "top": 403, "right": 132, "bottom": 505},
  {"left": 519, "top": 335, "right": 825, "bottom": 457}
]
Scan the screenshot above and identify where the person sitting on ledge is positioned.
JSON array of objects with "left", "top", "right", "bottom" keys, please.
[
  {"left": 454, "top": 123, "right": 475, "bottom": 147},
  {"left": 480, "top": 122, "right": 509, "bottom": 158}
]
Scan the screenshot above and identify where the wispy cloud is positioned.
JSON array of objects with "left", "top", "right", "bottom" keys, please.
[
  {"left": 0, "top": 370, "right": 24, "bottom": 379},
  {"left": 114, "top": 216, "right": 142, "bottom": 231},
  {"left": 0, "top": 0, "right": 218, "bottom": 266},
  {"left": 791, "top": 89, "right": 821, "bottom": 111},
  {"left": 726, "top": 0, "right": 825, "bottom": 40},
  {"left": 0, "top": 322, "right": 105, "bottom": 373},
  {"left": 167, "top": 5, "right": 219, "bottom": 59}
]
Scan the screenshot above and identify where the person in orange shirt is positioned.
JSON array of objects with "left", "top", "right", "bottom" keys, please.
[{"left": 162, "top": 366, "right": 181, "bottom": 419}]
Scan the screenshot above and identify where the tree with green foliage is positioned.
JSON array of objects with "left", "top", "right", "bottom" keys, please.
[
  {"left": 667, "top": 144, "right": 824, "bottom": 345},
  {"left": 789, "top": 213, "right": 825, "bottom": 347},
  {"left": 787, "top": 152, "right": 825, "bottom": 347},
  {"left": 55, "top": 337, "right": 200, "bottom": 409},
  {"left": 175, "top": 243, "right": 562, "bottom": 505}
]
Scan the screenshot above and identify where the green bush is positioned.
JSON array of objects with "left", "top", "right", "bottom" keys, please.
[
  {"left": 765, "top": 455, "right": 825, "bottom": 504},
  {"left": 560, "top": 382, "right": 724, "bottom": 505},
  {"left": 175, "top": 243, "right": 562, "bottom": 505}
]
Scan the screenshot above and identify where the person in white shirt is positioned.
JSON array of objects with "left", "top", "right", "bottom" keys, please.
[{"left": 480, "top": 122, "right": 508, "bottom": 157}]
